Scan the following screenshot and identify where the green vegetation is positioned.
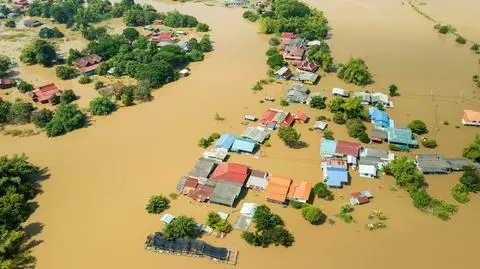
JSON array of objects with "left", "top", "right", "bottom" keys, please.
[
  {"left": 277, "top": 126, "right": 301, "bottom": 147},
  {"left": 81, "top": 26, "right": 108, "bottom": 41},
  {"left": 338, "top": 203, "right": 354, "bottom": 223},
  {"left": 455, "top": 36, "right": 466, "bottom": 44},
  {"left": 346, "top": 119, "right": 370, "bottom": 143},
  {"left": 206, "top": 212, "right": 232, "bottom": 233},
  {"left": 39, "top": 27, "right": 64, "bottom": 39},
  {"left": 266, "top": 52, "right": 285, "bottom": 70},
  {"left": 309, "top": 95, "right": 326, "bottom": 109},
  {"left": 463, "top": 135, "right": 480, "bottom": 162},
  {"left": 5, "top": 20, "right": 15, "bottom": 28},
  {"left": 289, "top": 200, "right": 305, "bottom": 209},
  {"left": 388, "top": 144, "right": 401, "bottom": 151},
  {"left": 437, "top": 25, "right": 450, "bottom": 34},
  {"left": 20, "top": 40, "right": 57, "bottom": 67},
  {"left": 169, "top": 193, "right": 178, "bottom": 200},
  {"left": 279, "top": 99, "right": 289, "bottom": 106},
  {"left": 408, "top": 120, "right": 428, "bottom": 135},
  {"left": 0, "top": 55, "right": 12, "bottom": 78},
  {"left": 94, "top": 81, "right": 105, "bottom": 90},
  {"left": 242, "top": 205, "right": 294, "bottom": 247},
  {"left": 122, "top": 27, "right": 139, "bottom": 43},
  {"left": 89, "top": 96, "right": 116, "bottom": 116},
  {"left": 32, "top": 109, "right": 54, "bottom": 128},
  {"left": 332, "top": 112, "right": 345, "bottom": 124},
  {"left": 269, "top": 37, "right": 280, "bottom": 46},
  {"left": 385, "top": 156, "right": 457, "bottom": 220},
  {"left": 459, "top": 166, "right": 480, "bottom": 192},
  {"left": 312, "top": 182, "right": 333, "bottom": 200},
  {"left": 421, "top": 139, "right": 438, "bottom": 148},
  {"left": 337, "top": 58, "right": 372, "bottom": 86},
  {"left": 471, "top": 43, "right": 480, "bottom": 53},
  {"left": 163, "top": 10, "right": 199, "bottom": 28},
  {"left": 16, "top": 81, "right": 34, "bottom": 93},
  {"left": 0, "top": 154, "right": 43, "bottom": 268},
  {"left": 252, "top": 81, "right": 263, "bottom": 91},
  {"left": 163, "top": 216, "right": 198, "bottom": 240},
  {"left": 196, "top": 23, "right": 209, "bottom": 32},
  {"left": 56, "top": 65, "right": 78, "bottom": 80},
  {"left": 45, "top": 103, "right": 86, "bottom": 137},
  {"left": 198, "top": 133, "right": 220, "bottom": 148},
  {"left": 323, "top": 129, "right": 334, "bottom": 140},
  {"left": 328, "top": 96, "right": 346, "bottom": 113},
  {"left": 388, "top": 84, "right": 398, "bottom": 97},
  {"left": 266, "top": 47, "right": 279, "bottom": 57},
  {"left": 79, "top": 76, "right": 92, "bottom": 84},
  {"left": 301, "top": 205, "right": 325, "bottom": 224},
  {"left": 307, "top": 43, "right": 333, "bottom": 71},
  {"left": 243, "top": 10, "right": 260, "bottom": 22},
  {"left": 0, "top": 99, "right": 35, "bottom": 125},
  {"left": 146, "top": 195, "right": 170, "bottom": 214},
  {"left": 451, "top": 182, "right": 470, "bottom": 204}
]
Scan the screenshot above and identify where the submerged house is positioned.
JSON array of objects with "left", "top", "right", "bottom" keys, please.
[
  {"left": 97, "top": 83, "right": 126, "bottom": 96},
  {"left": 359, "top": 147, "right": 394, "bottom": 169},
  {"left": 245, "top": 170, "right": 269, "bottom": 191},
  {"left": 287, "top": 181, "right": 312, "bottom": 203},
  {"left": 231, "top": 138, "right": 256, "bottom": 153},
  {"left": 368, "top": 107, "right": 391, "bottom": 128},
  {"left": 371, "top": 128, "right": 388, "bottom": 143},
  {"left": 320, "top": 139, "right": 361, "bottom": 165},
  {"left": 73, "top": 54, "right": 102, "bottom": 75},
  {"left": 189, "top": 158, "right": 216, "bottom": 180},
  {"left": 296, "top": 60, "right": 319, "bottom": 73},
  {"left": 202, "top": 148, "right": 228, "bottom": 162},
  {"left": 11, "top": 0, "right": 29, "bottom": 10},
  {"left": 287, "top": 87, "right": 309, "bottom": 103},
  {"left": 462, "top": 109, "right": 480, "bottom": 126},
  {"left": 280, "top": 32, "right": 301, "bottom": 44},
  {"left": 240, "top": 202, "right": 257, "bottom": 217},
  {"left": 350, "top": 190, "right": 373, "bottom": 205},
  {"left": 332, "top": 87, "right": 350, "bottom": 97},
  {"left": 0, "top": 79, "right": 16, "bottom": 89},
  {"left": 313, "top": 120, "right": 328, "bottom": 131},
  {"left": 264, "top": 176, "right": 292, "bottom": 204},
  {"left": 354, "top": 91, "right": 371, "bottom": 105},
  {"left": 24, "top": 20, "right": 42, "bottom": 27},
  {"left": 292, "top": 72, "right": 319, "bottom": 85},
  {"left": 358, "top": 158, "right": 378, "bottom": 178},
  {"left": 323, "top": 166, "right": 349, "bottom": 188},
  {"left": 260, "top": 109, "right": 295, "bottom": 130},
  {"left": 387, "top": 127, "right": 417, "bottom": 148},
  {"left": 274, "top": 67, "right": 292, "bottom": 80},
  {"left": 371, "top": 92, "right": 390, "bottom": 106},
  {"left": 27, "top": 83, "right": 61, "bottom": 104},
  {"left": 293, "top": 111, "right": 309, "bottom": 123},
  {"left": 209, "top": 163, "right": 249, "bottom": 185},
  {"left": 445, "top": 157, "right": 473, "bottom": 171},
  {"left": 210, "top": 181, "right": 243, "bottom": 207},
  {"left": 283, "top": 44, "right": 306, "bottom": 61},
  {"left": 416, "top": 154, "right": 451, "bottom": 174},
  {"left": 241, "top": 126, "right": 270, "bottom": 144},
  {"left": 216, "top": 134, "right": 237, "bottom": 150}
]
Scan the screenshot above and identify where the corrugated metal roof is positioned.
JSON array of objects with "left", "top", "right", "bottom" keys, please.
[
  {"left": 231, "top": 138, "right": 256, "bottom": 153},
  {"left": 320, "top": 139, "right": 338, "bottom": 156},
  {"left": 216, "top": 134, "right": 236, "bottom": 150}
]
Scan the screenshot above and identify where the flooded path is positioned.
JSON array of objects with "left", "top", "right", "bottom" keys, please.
[{"left": 1, "top": 1, "right": 479, "bottom": 269}]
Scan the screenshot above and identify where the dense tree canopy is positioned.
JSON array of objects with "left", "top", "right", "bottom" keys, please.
[
  {"left": 0, "top": 55, "right": 12, "bottom": 78},
  {"left": 163, "top": 10, "right": 198, "bottom": 28},
  {"left": 89, "top": 96, "right": 116, "bottom": 116},
  {"left": 309, "top": 95, "right": 326, "bottom": 109},
  {"left": 312, "top": 182, "right": 332, "bottom": 200},
  {"left": 7, "top": 101, "right": 34, "bottom": 125},
  {"left": 20, "top": 40, "right": 57, "bottom": 67},
  {"left": 278, "top": 126, "right": 301, "bottom": 147},
  {"left": 32, "top": 109, "right": 54, "bottom": 128},
  {"left": 459, "top": 166, "right": 480, "bottom": 192},
  {"left": 145, "top": 195, "right": 170, "bottom": 214},
  {"left": 307, "top": 43, "right": 333, "bottom": 71},
  {"left": 39, "top": 27, "right": 64, "bottom": 39},
  {"left": 463, "top": 135, "right": 480, "bottom": 162},
  {"left": 45, "top": 103, "right": 86, "bottom": 137},
  {"left": 163, "top": 216, "right": 198, "bottom": 240},
  {"left": 301, "top": 206, "right": 325, "bottom": 224},
  {"left": 408, "top": 120, "right": 428, "bottom": 135},
  {"left": 56, "top": 65, "right": 78, "bottom": 80},
  {"left": 337, "top": 58, "right": 372, "bottom": 86}
]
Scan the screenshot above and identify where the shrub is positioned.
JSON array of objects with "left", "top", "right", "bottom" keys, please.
[
  {"left": 79, "top": 76, "right": 92, "bottom": 84},
  {"left": 451, "top": 183, "right": 470, "bottom": 203},
  {"left": 121, "top": 89, "right": 134, "bottom": 106},
  {"left": 316, "top": 115, "right": 327, "bottom": 121},
  {"left": 312, "top": 182, "right": 332, "bottom": 200},
  {"left": 389, "top": 144, "right": 401, "bottom": 151},
  {"left": 60, "top": 89, "right": 77, "bottom": 104},
  {"left": 280, "top": 99, "right": 289, "bottom": 106},
  {"left": 278, "top": 126, "right": 300, "bottom": 147},
  {"left": 5, "top": 20, "right": 16, "bottom": 28},
  {"left": 17, "top": 81, "right": 34, "bottom": 93},
  {"left": 333, "top": 112, "right": 345, "bottom": 124},
  {"left": 309, "top": 95, "right": 326, "bottom": 109},
  {"left": 8, "top": 101, "right": 34, "bottom": 124},
  {"left": 290, "top": 200, "right": 305, "bottom": 209},
  {"left": 32, "top": 108, "right": 54, "bottom": 128},
  {"left": 463, "top": 135, "right": 480, "bottom": 162},
  {"left": 388, "top": 84, "right": 398, "bottom": 97},
  {"left": 339, "top": 203, "right": 354, "bottom": 223},
  {"left": 196, "top": 23, "right": 210, "bottom": 32},
  {"left": 89, "top": 96, "right": 116, "bottom": 116},
  {"left": 337, "top": 58, "right": 372, "bottom": 86},
  {"left": 438, "top": 25, "right": 449, "bottom": 34},
  {"left": 39, "top": 27, "right": 64, "bottom": 38},
  {"left": 243, "top": 10, "right": 260, "bottom": 22},
  {"left": 206, "top": 212, "right": 232, "bottom": 233},
  {"left": 422, "top": 139, "right": 437, "bottom": 148},
  {"left": 133, "top": 86, "right": 152, "bottom": 102},
  {"left": 94, "top": 81, "right": 105, "bottom": 90},
  {"left": 45, "top": 103, "right": 86, "bottom": 137},
  {"left": 56, "top": 65, "right": 78, "bottom": 80},
  {"left": 323, "top": 129, "right": 334, "bottom": 140},
  {"left": 301, "top": 206, "right": 325, "bottom": 224},
  {"left": 20, "top": 39, "right": 57, "bottom": 66},
  {"left": 266, "top": 47, "right": 279, "bottom": 56},
  {"left": 252, "top": 82, "right": 263, "bottom": 91},
  {"left": 146, "top": 195, "right": 170, "bottom": 214},
  {"left": 346, "top": 119, "right": 366, "bottom": 138},
  {"left": 471, "top": 43, "right": 480, "bottom": 51},
  {"left": 455, "top": 36, "right": 466, "bottom": 44},
  {"left": 459, "top": 166, "right": 480, "bottom": 192},
  {"left": 169, "top": 193, "right": 178, "bottom": 200},
  {"left": 269, "top": 37, "right": 280, "bottom": 46},
  {"left": 408, "top": 120, "right": 428, "bottom": 135}
]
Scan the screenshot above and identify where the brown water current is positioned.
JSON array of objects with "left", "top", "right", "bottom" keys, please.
[{"left": 1, "top": 1, "right": 480, "bottom": 268}]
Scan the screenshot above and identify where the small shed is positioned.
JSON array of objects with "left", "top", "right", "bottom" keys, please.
[
  {"left": 332, "top": 88, "right": 349, "bottom": 97},
  {"left": 314, "top": 121, "right": 328, "bottom": 131},
  {"left": 371, "top": 92, "right": 389, "bottom": 105},
  {"left": 350, "top": 191, "right": 373, "bottom": 205},
  {"left": 244, "top": 114, "right": 257, "bottom": 121},
  {"left": 24, "top": 20, "right": 42, "bottom": 27},
  {"left": 354, "top": 91, "right": 371, "bottom": 105},
  {"left": 245, "top": 170, "right": 269, "bottom": 191},
  {"left": 179, "top": 69, "right": 190, "bottom": 77},
  {"left": 240, "top": 202, "right": 257, "bottom": 217},
  {"left": 161, "top": 213, "right": 175, "bottom": 225},
  {"left": 216, "top": 134, "right": 236, "bottom": 150},
  {"left": 231, "top": 138, "right": 256, "bottom": 153}
]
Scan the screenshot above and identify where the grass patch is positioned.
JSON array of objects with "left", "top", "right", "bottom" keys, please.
[{"left": 0, "top": 33, "right": 29, "bottom": 41}]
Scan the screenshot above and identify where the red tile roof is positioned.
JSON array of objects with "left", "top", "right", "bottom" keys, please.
[
  {"left": 209, "top": 163, "right": 249, "bottom": 184},
  {"left": 336, "top": 140, "right": 361, "bottom": 157},
  {"left": 463, "top": 110, "right": 480, "bottom": 122},
  {"left": 188, "top": 184, "right": 214, "bottom": 202},
  {"left": 260, "top": 109, "right": 295, "bottom": 127},
  {"left": 293, "top": 111, "right": 308, "bottom": 122},
  {"left": 281, "top": 32, "right": 300, "bottom": 39},
  {"left": 260, "top": 110, "right": 277, "bottom": 123},
  {"left": 184, "top": 178, "right": 199, "bottom": 188},
  {"left": 73, "top": 54, "right": 102, "bottom": 68},
  {"left": 265, "top": 176, "right": 292, "bottom": 203},
  {"left": 29, "top": 83, "right": 61, "bottom": 103}
]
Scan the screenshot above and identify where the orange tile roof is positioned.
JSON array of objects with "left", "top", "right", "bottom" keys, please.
[
  {"left": 265, "top": 176, "right": 292, "bottom": 203},
  {"left": 464, "top": 110, "right": 480, "bottom": 122},
  {"left": 287, "top": 181, "right": 312, "bottom": 201}
]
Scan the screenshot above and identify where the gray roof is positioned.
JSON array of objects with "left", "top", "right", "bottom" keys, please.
[
  {"left": 246, "top": 170, "right": 268, "bottom": 189},
  {"left": 372, "top": 128, "right": 388, "bottom": 140},
  {"left": 445, "top": 158, "right": 473, "bottom": 171},
  {"left": 287, "top": 90, "right": 309, "bottom": 103},
  {"left": 371, "top": 93, "right": 389, "bottom": 104},
  {"left": 359, "top": 157, "right": 382, "bottom": 166},
  {"left": 354, "top": 92, "right": 371, "bottom": 103},
  {"left": 298, "top": 72, "right": 319, "bottom": 82},
  {"left": 176, "top": 176, "right": 187, "bottom": 192},
  {"left": 189, "top": 158, "right": 216, "bottom": 179},
  {"left": 291, "top": 83, "right": 310, "bottom": 94},
  {"left": 241, "top": 126, "right": 270, "bottom": 143},
  {"left": 210, "top": 181, "right": 243, "bottom": 207},
  {"left": 360, "top": 147, "right": 391, "bottom": 160},
  {"left": 416, "top": 154, "right": 451, "bottom": 173}
]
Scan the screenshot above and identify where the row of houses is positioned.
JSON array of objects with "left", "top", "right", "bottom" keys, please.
[{"left": 415, "top": 154, "right": 478, "bottom": 174}]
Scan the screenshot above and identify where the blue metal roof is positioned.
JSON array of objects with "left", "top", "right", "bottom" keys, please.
[
  {"left": 324, "top": 167, "right": 348, "bottom": 187},
  {"left": 231, "top": 138, "right": 256, "bottom": 153},
  {"left": 216, "top": 134, "right": 236, "bottom": 150},
  {"left": 320, "top": 139, "right": 337, "bottom": 156},
  {"left": 369, "top": 107, "right": 390, "bottom": 128}
]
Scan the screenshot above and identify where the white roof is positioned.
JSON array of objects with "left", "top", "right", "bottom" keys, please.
[
  {"left": 202, "top": 148, "right": 228, "bottom": 161},
  {"left": 179, "top": 69, "right": 189, "bottom": 75},
  {"left": 241, "top": 126, "right": 270, "bottom": 143},
  {"left": 216, "top": 212, "right": 229, "bottom": 220},
  {"left": 359, "top": 163, "right": 376, "bottom": 175},
  {"left": 371, "top": 92, "right": 389, "bottom": 103},
  {"left": 314, "top": 121, "right": 328, "bottom": 130},
  {"left": 275, "top": 66, "right": 289, "bottom": 75},
  {"left": 332, "top": 87, "right": 349, "bottom": 97},
  {"left": 161, "top": 213, "right": 175, "bottom": 224},
  {"left": 307, "top": 40, "right": 322, "bottom": 46},
  {"left": 240, "top": 203, "right": 257, "bottom": 216}
]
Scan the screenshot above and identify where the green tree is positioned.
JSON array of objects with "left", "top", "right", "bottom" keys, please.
[
  {"left": 0, "top": 191, "right": 30, "bottom": 230},
  {"left": 309, "top": 95, "right": 326, "bottom": 109},
  {"left": 122, "top": 27, "right": 140, "bottom": 43},
  {"left": 421, "top": 139, "right": 437, "bottom": 148},
  {"left": 196, "top": 23, "right": 209, "bottom": 32},
  {"left": 16, "top": 81, "right": 34, "bottom": 93},
  {"left": 307, "top": 43, "right": 333, "bottom": 71},
  {"left": 408, "top": 120, "right": 428, "bottom": 135},
  {"left": 388, "top": 84, "right": 398, "bottom": 97},
  {"left": 252, "top": 205, "right": 284, "bottom": 232},
  {"left": 0, "top": 99, "right": 12, "bottom": 124},
  {"left": 459, "top": 166, "right": 480, "bottom": 192},
  {"left": 133, "top": 85, "right": 152, "bottom": 102},
  {"left": 45, "top": 103, "right": 86, "bottom": 137},
  {"left": 301, "top": 206, "right": 325, "bottom": 224},
  {"left": 328, "top": 97, "right": 346, "bottom": 113},
  {"left": 20, "top": 40, "right": 57, "bottom": 67},
  {"left": 463, "top": 135, "right": 480, "bottom": 162},
  {"left": 269, "top": 37, "right": 280, "bottom": 46},
  {"left": 32, "top": 108, "right": 54, "bottom": 128},
  {"left": 60, "top": 89, "right": 77, "bottom": 104},
  {"left": 5, "top": 20, "right": 16, "bottom": 28},
  {"left": 343, "top": 97, "right": 365, "bottom": 119},
  {"left": 39, "top": 27, "right": 64, "bottom": 38},
  {"left": 242, "top": 10, "right": 260, "bottom": 22},
  {"left": 346, "top": 119, "right": 367, "bottom": 138},
  {"left": 337, "top": 58, "right": 372, "bottom": 86},
  {"left": 323, "top": 129, "right": 334, "bottom": 140},
  {"left": 0, "top": 229, "right": 32, "bottom": 269},
  {"left": 290, "top": 200, "right": 305, "bottom": 209},
  {"left": 312, "top": 182, "right": 332, "bottom": 200},
  {"left": 385, "top": 156, "right": 425, "bottom": 192},
  {"left": 7, "top": 101, "right": 34, "bottom": 125},
  {"left": 206, "top": 212, "right": 231, "bottom": 233},
  {"left": 277, "top": 126, "right": 301, "bottom": 147},
  {"left": 266, "top": 47, "right": 279, "bottom": 57},
  {"left": 146, "top": 195, "right": 170, "bottom": 214},
  {"left": 451, "top": 183, "right": 470, "bottom": 203},
  {"left": 333, "top": 112, "right": 346, "bottom": 124},
  {"left": 89, "top": 96, "right": 116, "bottom": 116},
  {"left": 121, "top": 89, "right": 134, "bottom": 106},
  {"left": 0, "top": 55, "right": 12, "bottom": 78},
  {"left": 163, "top": 216, "right": 198, "bottom": 240},
  {"left": 267, "top": 53, "right": 285, "bottom": 69},
  {"left": 163, "top": 10, "right": 198, "bottom": 28},
  {"left": 55, "top": 65, "right": 78, "bottom": 80},
  {"left": 78, "top": 75, "right": 92, "bottom": 84},
  {"left": 94, "top": 81, "right": 105, "bottom": 90},
  {"left": 199, "top": 35, "right": 213, "bottom": 52}
]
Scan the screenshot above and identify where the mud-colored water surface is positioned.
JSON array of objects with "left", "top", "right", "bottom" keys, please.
[{"left": 1, "top": 1, "right": 480, "bottom": 269}]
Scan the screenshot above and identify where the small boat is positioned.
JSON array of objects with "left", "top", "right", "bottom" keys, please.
[{"left": 244, "top": 114, "right": 257, "bottom": 121}]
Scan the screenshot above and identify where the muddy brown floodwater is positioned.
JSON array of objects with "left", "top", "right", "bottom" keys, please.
[{"left": 1, "top": 0, "right": 480, "bottom": 268}]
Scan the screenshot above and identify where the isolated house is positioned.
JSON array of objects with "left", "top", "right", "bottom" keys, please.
[
  {"left": 210, "top": 181, "right": 243, "bottom": 207},
  {"left": 274, "top": 67, "right": 292, "bottom": 80},
  {"left": 0, "top": 79, "right": 16, "bottom": 89},
  {"left": 416, "top": 154, "right": 451, "bottom": 174},
  {"left": 202, "top": 148, "right": 228, "bottom": 162},
  {"left": 260, "top": 109, "right": 295, "bottom": 130},
  {"left": 231, "top": 138, "right": 256, "bottom": 153},
  {"left": 332, "top": 87, "right": 349, "bottom": 97},
  {"left": 73, "top": 54, "right": 102, "bottom": 75},
  {"left": 313, "top": 121, "right": 328, "bottom": 131},
  {"left": 387, "top": 127, "right": 417, "bottom": 148},
  {"left": 209, "top": 163, "right": 249, "bottom": 185},
  {"left": 368, "top": 107, "right": 391, "bottom": 128},
  {"left": 216, "top": 134, "right": 237, "bottom": 150},
  {"left": 245, "top": 170, "right": 269, "bottom": 191},
  {"left": 241, "top": 126, "right": 270, "bottom": 144},
  {"left": 350, "top": 191, "right": 373, "bottom": 205},
  {"left": 287, "top": 181, "right": 312, "bottom": 203},
  {"left": 462, "top": 110, "right": 480, "bottom": 126},
  {"left": 265, "top": 176, "right": 292, "bottom": 204},
  {"left": 23, "top": 20, "right": 42, "bottom": 27},
  {"left": 27, "top": 83, "right": 61, "bottom": 104}
]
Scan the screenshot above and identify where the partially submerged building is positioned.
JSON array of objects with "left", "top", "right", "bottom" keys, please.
[
  {"left": 332, "top": 87, "right": 349, "bottom": 97},
  {"left": 416, "top": 154, "right": 451, "bottom": 174},
  {"left": 202, "top": 148, "right": 228, "bottom": 162},
  {"left": 264, "top": 176, "right": 292, "bottom": 204},
  {"left": 260, "top": 108, "right": 295, "bottom": 130},
  {"left": 313, "top": 120, "right": 328, "bottom": 131},
  {"left": 73, "top": 54, "right": 102, "bottom": 75},
  {"left": 240, "top": 202, "right": 257, "bottom": 217},
  {"left": 245, "top": 170, "right": 269, "bottom": 191},
  {"left": 210, "top": 181, "right": 243, "bottom": 207},
  {"left": 293, "top": 72, "right": 319, "bottom": 85},
  {"left": 216, "top": 134, "right": 236, "bottom": 150},
  {"left": 387, "top": 127, "right": 417, "bottom": 148},
  {"left": 27, "top": 83, "right": 61, "bottom": 104},
  {"left": 445, "top": 157, "right": 473, "bottom": 171},
  {"left": 0, "top": 79, "right": 16, "bottom": 89},
  {"left": 241, "top": 126, "right": 270, "bottom": 144},
  {"left": 323, "top": 166, "right": 348, "bottom": 188},
  {"left": 369, "top": 107, "right": 391, "bottom": 128},
  {"left": 209, "top": 163, "right": 249, "bottom": 185},
  {"left": 274, "top": 66, "right": 292, "bottom": 80},
  {"left": 462, "top": 110, "right": 480, "bottom": 126},
  {"left": 287, "top": 181, "right": 312, "bottom": 203},
  {"left": 189, "top": 158, "right": 216, "bottom": 180},
  {"left": 231, "top": 138, "right": 256, "bottom": 153},
  {"left": 350, "top": 190, "right": 373, "bottom": 205}
]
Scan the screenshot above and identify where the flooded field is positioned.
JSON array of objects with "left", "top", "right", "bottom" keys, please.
[{"left": 1, "top": 0, "right": 479, "bottom": 269}]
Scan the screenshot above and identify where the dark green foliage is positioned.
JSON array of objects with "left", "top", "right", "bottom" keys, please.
[
  {"left": 337, "top": 58, "right": 372, "bottom": 86},
  {"left": 274, "top": 0, "right": 310, "bottom": 18},
  {"left": 309, "top": 95, "right": 326, "bottom": 109},
  {"left": 463, "top": 135, "right": 480, "bottom": 162},
  {"left": 266, "top": 53, "right": 285, "bottom": 69},
  {"left": 421, "top": 139, "right": 437, "bottom": 148},
  {"left": 66, "top": 49, "right": 86, "bottom": 65},
  {"left": 79, "top": 76, "right": 92, "bottom": 84},
  {"left": 277, "top": 126, "right": 301, "bottom": 147},
  {"left": 94, "top": 81, "right": 105, "bottom": 90},
  {"left": 455, "top": 36, "right": 466, "bottom": 44},
  {"left": 339, "top": 203, "right": 354, "bottom": 223},
  {"left": 87, "top": 34, "right": 127, "bottom": 59},
  {"left": 56, "top": 65, "right": 78, "bottom": 80},
  {"left": 269, "top": 37, "right": 280, "bottom": 46},
  {"left": 5, "top": 20, "right": 15, "bottom": 28},
  {"left": 20, "top": 40, "right": 57, "bottom": 67},
  {"left": 290, "top": 200, "right": 305, "bottom": 209},
  {"left": 8, "top": 101, "right": 34, "bottom": 125},
  {"left": 206, "top": 212, "right": 232, "bottom": 233},
  {"left": 438, "top": 25, "right": 449, "bottom": 34},
  {"left": 253, "top": 205, "right": 284, "bottom": 231},
  {"left": 313, "top": 182, "right": 332, "bottom": 200},
  {"left": 308, "top": 43, "right": 333, "bottom": 71},
  {"left": 346, "top": 119, "right": 368, "bottom": 140},
  {"left": 45, "top": 103, "right": 86, "bottom": 137},
  {"left": 146, "top": 195, "right": 170, "bottom": 214},
  {"left": 122, "top": 27, "right": 140, "bottom": 42},
  {"left": 471, "top": 43, "right": 480, "bottom": 51},
  {"left": 459, "top": 166, "right": 480, "bottom": 192},
  {"left": 196, "top": 23, "right": 209, "bottom": 32},
  {"left": 163, "top": 10, "right": 198, "bottom": 28},
  {"left": 388, "top": 144, "right": 401, "bottom": 151},
  {"left": 199, "top": 35, "right": 213, "bottom": 52},
  {"left": 0, "top": 55, "right": 12, "bottom": 78},
  {"left": 266, "top": 47, "right": 279, "bottom": 57},
  {"left": 133, "top": 85, "right": 152, "bottom": 102},
  {"left": 187, "top": 49, "right": 204, "bottom": 62},
  {"left": 39, "top": 27, "right": 64, "bottom": 39},
  {"left": 163, "top": 216, "right": 197, "bottom": 240},
  {"left": 323, "top": 129, "right": 334, "bottom": 140},
  {"left": 123, "top": 5, "right": 160, "bottom": 26},
  {"left": 82, "top": 26, "right": 107, "bottom": 41},
  {"left": 408, "top": 120, "right": 428, "bottom": 135},
  {"left": 343, "top": 97, "right": 365, "bottom": 119},
  {"left": 16, "top": 81, "right": 34, "bottom": 93},
  {"left": 89, "top": 96, "right": 116, "bottom": 116},
  {"left": 385, "top": 156, "right": 425, "bottom": 192},
  {"left": 328, "top": 97, "right": 346, "bottom": 113},
  {"left": 0, "top": 98, "right": 11, "bottom": 124},
  {"left": 333, "top": 112, "right": 345, "bottom": 124},
  {"left": 198, "top": 133, "right": 220, "bottom": 148},
  {"left": 121, "top": 88, "right": 134, "bottom": 106},
  {"left": 243, "top": 10, "right": 260, "bottom": 22},
  {"left": 280, "top": 99, "right": 289, "bottom": 106},
  {"left": 388, "top": 84, "right": 398, "bottom": 96},
  {"left": 451, "top": 183, "right": 470, "bottom": 203},
  {"left": 32, "top": 108, "right": 54, "bottom": 128},
  {"left": 136, "top": 60, "right": 176, "bottom": 88},
  {"left": 301, "top": 206, "right": 325, "bottom": 224},
  {"left": 244, "top": 205, "right": 294, "bottom": 247}
]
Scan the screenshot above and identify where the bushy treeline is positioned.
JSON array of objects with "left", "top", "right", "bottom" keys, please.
[{"left": 0, "top": 154, "right": 44, "bottom": 269}]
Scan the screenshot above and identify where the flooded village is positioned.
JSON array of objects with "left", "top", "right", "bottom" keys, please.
[{"left": 1, "top": 0, "right": 480, "bottom": 269}]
